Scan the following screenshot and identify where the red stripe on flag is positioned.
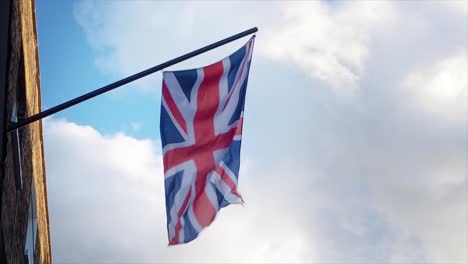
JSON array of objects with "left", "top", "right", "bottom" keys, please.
[
  {"left": 193, "top": 191, "right": 217, "bottom": 228},
  {"left": 214, "top": 165, "right": 242, "bottom": 199},
  {"left": 193, "top": 62, "right": 223, "bottom": 143},
  {"left": 192, "top": 61, "right": 223, "bottom": 197},
  {"left": 163, "top": 81, "right": 188, "bottom": 135},
  {"left": 235, "top": 117, "right": 243, "bottom": 136},
  {"left": 163, "top": 126, "right": 237, "bottom": 174}
]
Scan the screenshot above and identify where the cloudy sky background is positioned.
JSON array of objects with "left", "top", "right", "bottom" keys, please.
[{"left": 35, "top": 0, "right": 466, "bottom": 263}]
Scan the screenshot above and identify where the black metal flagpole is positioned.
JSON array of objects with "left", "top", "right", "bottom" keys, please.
[{"left": 7, "top": 27, "right": 258, "bottom": 132}]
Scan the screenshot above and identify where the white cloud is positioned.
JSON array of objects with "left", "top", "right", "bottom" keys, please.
[
  {"left": 262, "top": 1, "right": 396, "bottom": 96},
  {"left": 402, "top": 51, "right": 467, "bottom": 124},
  {"left": 446, "top": 0, "right": 468, "bottom": 15},
  {"left": 43, "top": 119, "right": 163, "bottom": 262}
]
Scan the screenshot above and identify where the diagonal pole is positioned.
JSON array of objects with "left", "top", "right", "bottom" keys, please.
[{"left": 7, "top": 27, "right": 258, "bottom": 132}]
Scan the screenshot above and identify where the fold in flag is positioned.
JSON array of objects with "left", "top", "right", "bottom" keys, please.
[{"left": 160, "top": 36, "right": 255, "bottom": 245}]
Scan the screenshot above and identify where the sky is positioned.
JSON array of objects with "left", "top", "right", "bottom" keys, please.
[{"left": 35, "top": 0, "right": 467, "bottom": 263}]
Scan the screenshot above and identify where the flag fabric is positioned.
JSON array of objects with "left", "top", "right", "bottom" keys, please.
[{"left": 160, "top": 36, "right": 255, "bottom": 245}]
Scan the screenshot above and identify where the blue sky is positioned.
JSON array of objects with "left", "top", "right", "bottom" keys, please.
[
  {"left": 37, "top": 0, "right": 159, "bottom": 138},
  {"left": 35, "top": 0, "right": 467, "bottom": 263}
]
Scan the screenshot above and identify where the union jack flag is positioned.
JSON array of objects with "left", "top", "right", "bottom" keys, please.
[{"left": 160, "top": 36, "right": 255, "bottom": 245}]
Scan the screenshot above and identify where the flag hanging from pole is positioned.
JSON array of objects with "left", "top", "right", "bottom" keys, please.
[{"left": 160, "top": 36, "right": 255, "bottom": 245}]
